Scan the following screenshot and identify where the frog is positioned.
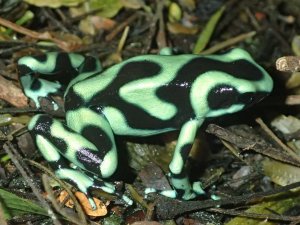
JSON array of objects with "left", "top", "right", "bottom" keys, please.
[{"left": 17, "top": 48, "right": 273, "bottom": 207}]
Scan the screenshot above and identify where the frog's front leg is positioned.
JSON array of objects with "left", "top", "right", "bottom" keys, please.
[
  {"left": 28, "top": 113, "right": 132, "bottom": 207},
  {"left": 169, "top": 119, "right": 205, "bottom": 199},
  {"left": 146, "top": 119, "right": 205, "bottom": 199}
]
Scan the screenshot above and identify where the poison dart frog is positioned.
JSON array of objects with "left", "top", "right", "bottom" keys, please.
[{"left": 17, "top": 48, "right": 273, "bottom": 207}]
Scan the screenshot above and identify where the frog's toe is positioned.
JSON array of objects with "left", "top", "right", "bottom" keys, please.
[
  {"left": 192, "top": 181, "right": 205, "bottom": 195},
  {"left": 145, "top": 188, "right": 178, "bottom": 199}
]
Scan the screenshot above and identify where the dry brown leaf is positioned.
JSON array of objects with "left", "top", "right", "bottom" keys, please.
[
  {"left": 0, "top": 76, "right": 28, "bottom": 107},
  {"left": 57, "top": 190, "right": 108, "bottom": 217},
  {"left": 167, "top": 22, "right": 198, "bottom": 34}
]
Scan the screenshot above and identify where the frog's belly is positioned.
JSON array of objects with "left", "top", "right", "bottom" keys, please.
[{"left": 102, "top": 106, "right": 176, "bottom": 136}]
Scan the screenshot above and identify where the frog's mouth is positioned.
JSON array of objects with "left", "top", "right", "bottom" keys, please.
[{"left": 238, "top": 91, "right": 270, "bottom": 108}]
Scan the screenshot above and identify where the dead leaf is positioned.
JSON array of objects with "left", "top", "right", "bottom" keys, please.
[
  {"left": 0, "top": 76, "right": 28, "bottom": 107},
  {"left": 57, "top": 190, "right": 108, "bottom": 217}
]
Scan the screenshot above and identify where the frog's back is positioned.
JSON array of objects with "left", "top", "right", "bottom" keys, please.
[{"left": 65, "top": 49, "right": 272, "bottom": 136}]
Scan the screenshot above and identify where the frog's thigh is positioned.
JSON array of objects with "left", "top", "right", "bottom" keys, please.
[
  {"left": 66, "top": 108, "right": 117, "bottom": 179},
  {"left": 28, "top": 114, "right": 118, "bottom": 207},
  {"left": 168, "top": 119, "right": 203, "bottom": 199}
]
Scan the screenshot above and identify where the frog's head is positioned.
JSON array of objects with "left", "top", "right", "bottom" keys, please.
[{"left": 190, "top": 48, "right": 273, "bottom": 118}]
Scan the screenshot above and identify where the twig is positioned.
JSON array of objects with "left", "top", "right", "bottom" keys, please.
[
  {"left": 208, "top": 207, "right": 300, "bottom": 222},
  {"left": 156, "top": 0, "right": 167, "bottom": 49},
  {"left": 200, "top": 31, "right": 256, "bottom": 54},
  {"left": 42, "top": 175, "right": 87, "bottom": 225},
  {"left": 0, "top": 107, "right": 43, "bottom": 114},
  {"left": 26, "top": 159, "right": 87, "bottom": 224},
  {"left": 0, "top": 17, "right": 78, "bottom": 51},
  {"left": 0, "top": 201, "right": 8, "bottom": 225},
  {"left": 255, "top": 117, "right": 300, "bottom": 162},
  {"left": 105, "top": 13, "right": 139, "bottom": 41},
  {"left": 206, "top": 124, "right": 300, "bottom": 166},
  {"left": 3, "top": 142, "right": 62, "bottom": 225},
  {"left": 156, "top": 181, "right": 300, "bottom": 219}
]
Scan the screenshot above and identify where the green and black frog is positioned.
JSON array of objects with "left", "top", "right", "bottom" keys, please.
[{"left": 18, "top": 48, "right": 273, "bottom": 207}]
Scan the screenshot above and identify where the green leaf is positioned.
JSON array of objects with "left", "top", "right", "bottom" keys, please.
[
  {"left": 90, "top": 0, "right": 123, "bottom": 18},
  {"left": 193, "top": 6, "right": 226, "bottom": 54},
  {"left": 23, "top": 0, "right": 85, "bottom": 8},
  {"left": 225, "top": 194, "right": 300, "bottom": 225},
  {"left": 0, "top": 189, "right": 47, "bottom": 219}
]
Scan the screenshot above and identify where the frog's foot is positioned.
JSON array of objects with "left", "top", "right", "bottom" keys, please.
[
  {"left": 145, "top": 188, "right": 178, "bottom": 199},
  {"left": 55, "top": 168, "right": 132, "bottom": 209},
  {"left": 92, "top": 180, "right": 133, "bottom": 205},
  {"left": 144, "top": 185, "right": 204, "bottom": 200},
  {"left": 192, "top": 181, "right": 205, "bottom": 195}
]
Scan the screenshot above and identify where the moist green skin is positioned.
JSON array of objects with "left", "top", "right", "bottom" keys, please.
[{"left": 18, "top": 48, "right": 273, "bottom": 207}]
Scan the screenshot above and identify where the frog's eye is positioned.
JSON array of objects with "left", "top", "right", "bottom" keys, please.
[{"left": 207, "top": 85, "right": 239, "bottom": 110}]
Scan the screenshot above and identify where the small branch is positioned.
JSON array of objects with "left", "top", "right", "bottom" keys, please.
[
  {"left": 3, "top": 142, "right": 62, "bottom": 225},
  {"left": 156, "top": 181, "right": 300, "bottom": 219},
  {"left": 208, "top": 207, "right": 300, "bottom": 222},
  {"left": 206, "top": 124, "right": 300, "bottom": 166},
  {"left": 105, "top": 13, "right": 139, "bottom": 41},
  {"left": 200, "top": 31, "right": 256, "bottom": 54},
  {"left": 255, "top": 117, "right": 300, "bottom": 161},
  {"left": 0, "top": 17, "right": 78, "bottom": 51}
]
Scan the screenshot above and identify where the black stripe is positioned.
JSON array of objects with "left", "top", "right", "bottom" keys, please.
[
  {"left": 79, "top": 56, "right": 100, "bottom": 73},
  {"left": 76, "top": 147, "right": 103, "bottom": 174},
  {"left": 86, "top": 60, "right": 177, "bottom": 130},
  {"left": 30, "top": 115, "right": 67, "bottom": 154},
  {"left": 207, "top": 85, "right": 239, "bottom": 110},
  {"left": 180, "top": 143, "right": 193, "bottom": 161},
  {"left": 176, "top": 58, "right": 264, "bottom": 81},
  {"left": 64, "top": 87, "right": 85, "bottom": 110},
  {"left": 81, "top": 125, "right": 112, "bottom": 158},
  {"left": 30, "top": 78, "right": 42, "bottom": 91}
]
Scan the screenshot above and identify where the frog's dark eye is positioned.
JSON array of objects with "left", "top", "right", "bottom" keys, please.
[{"left": 207, "top": 85, "right": 239, "bottom": 109}]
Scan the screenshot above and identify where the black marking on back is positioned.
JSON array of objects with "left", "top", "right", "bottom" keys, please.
[
  {"left": 66, "top": 56, "right": 264, "bottom": 131},
  {"left": 23, "top": 53, "right": 79, "bottom": 85},
  {"left": 65, "top": 86, "right": 85, "bottom": 110},
  {"left": 177, "top": 58, "right": 263, "bottom": 81},
  {"left": 48, "top": 53, "right": 79, "bottom": 85},
  {"left": 71, "top": 60, "right": 182, "bottom": 130},
  {"left": 207, "top": 85, "right": 239, "bottom": 109},
  {"left": 79, "top": 56, "right": 100, "bottom": 74},
  {"left": 156, "top": 82, "right": 195, "bottom": 126},
  {"left": 117, "top": 60, "right": 161, "bottom": 77}
]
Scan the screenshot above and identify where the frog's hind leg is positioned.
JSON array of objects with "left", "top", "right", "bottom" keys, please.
[
  {"left": 28, "top": 114, "right": 132, "bottom": 207},
  {"left": 65, "top": 108, "right": 119, "bottom": 179}
]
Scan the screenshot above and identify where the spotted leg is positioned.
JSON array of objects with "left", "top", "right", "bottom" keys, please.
[
  {"left": 146, "top": 119, "right": 205, "bottom": 199},
  {"left": 28, "top": 113, "right": 132, "bottom": 208}
]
